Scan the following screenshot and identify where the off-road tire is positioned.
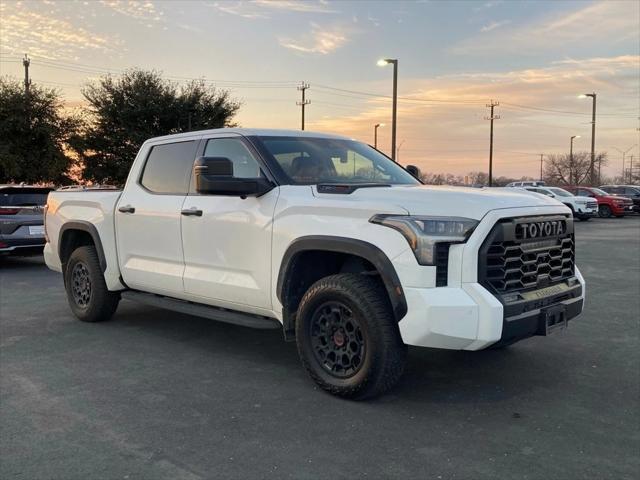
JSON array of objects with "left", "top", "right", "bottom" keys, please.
[
  {"left": 64, "top": 245, "right": 119, "bottom": 322},
  {"left": 295, "top": 273, "right": 407, "bottom": 399},
  {"left": 599, "top": 205, "right": 612, "bottom": 218}
]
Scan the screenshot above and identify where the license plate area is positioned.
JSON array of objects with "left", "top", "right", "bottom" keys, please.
[
  {"left": 28, "top": 225, "right": 44, "bottom": 236},
  {"left": 539, "top": 305, "right": 567, "bottom": 335}
]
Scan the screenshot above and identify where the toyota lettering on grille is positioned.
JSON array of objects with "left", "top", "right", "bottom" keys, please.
[{"left": 518, "top": 220, "right": 565, "bottom": 239}]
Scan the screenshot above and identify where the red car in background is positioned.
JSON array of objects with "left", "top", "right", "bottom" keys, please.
[{"left": 565, "top": 186, "right": 634, "bottom": 218}]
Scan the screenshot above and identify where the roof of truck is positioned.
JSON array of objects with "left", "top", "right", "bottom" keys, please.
[{"left": 145, "top": 128, "right": 354, "bottom": 144}]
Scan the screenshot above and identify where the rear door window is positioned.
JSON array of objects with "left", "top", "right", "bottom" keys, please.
[{"left": 140, "top": 141, "right": 198, "bottom": 194}]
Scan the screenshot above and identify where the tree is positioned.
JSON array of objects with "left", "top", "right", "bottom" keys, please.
[
  {"left": 543, "top": 151, "right": 607, "bottom": 186},
  {"left": 467, "top": 171, "right": 489, "bottom": 186},
  {"left": 75, "top": 69, "right": 241, "bottom": 184},
  {"left": 0, "top": 77, "right": 80, "bottom": 184}
]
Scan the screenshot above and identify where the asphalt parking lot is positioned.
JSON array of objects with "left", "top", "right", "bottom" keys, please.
[{"left": 1, "top": 217, "right": 639, "bottom": 480}]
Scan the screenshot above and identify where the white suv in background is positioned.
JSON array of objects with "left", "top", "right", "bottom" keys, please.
[
  {"left": 520, "top": 186, "right": 598, "bottom": 221},
  {"left": 506, "top": 181, "right": 546, "bottom": 187}
]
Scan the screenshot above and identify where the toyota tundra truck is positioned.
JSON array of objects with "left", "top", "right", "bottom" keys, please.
[{"left": 44, "top": 129, "right": 585, "bottom": 399}]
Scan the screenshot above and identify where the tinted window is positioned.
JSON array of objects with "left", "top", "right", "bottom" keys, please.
[
  {"left": 203, "top": 138, "right": 262, "bottom": 179},
  {"left": 0, "top": 188, "right": 51, "bottom": 206},
  {"left": 141, "top": 141, "right": 198, "bottom": 194},
  {"left": 624, "top": 187, "right": 640, "bottom": 196}
]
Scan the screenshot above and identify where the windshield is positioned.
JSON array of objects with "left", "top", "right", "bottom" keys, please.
[
  {"left": 548, "top": 187, "right": 572, "bottom": 197},
  {"left": 255, "top": 136, "right": 419, "bottom": 185},
  {"left": 591, "top": 188, "right": 608, "bottom": 196}
]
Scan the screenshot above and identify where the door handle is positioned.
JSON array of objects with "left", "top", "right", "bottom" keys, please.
[
  {"left": 118, "top": 205, "right": 135, "bottom": 214},
  {"left": 181, "top": 207, "right": 203, "bottom": 217}
]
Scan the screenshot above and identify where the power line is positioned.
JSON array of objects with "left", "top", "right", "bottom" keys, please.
[{"left": 3, "top": 56, "right": 636, "bottom": 118}]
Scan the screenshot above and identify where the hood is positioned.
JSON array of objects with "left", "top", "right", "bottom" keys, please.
[
  {"left": 601, "top": 194, "right": 632, "bottom": 202},
  {"left": 333, "top": 185, "right": 566, "bottom": 220}
]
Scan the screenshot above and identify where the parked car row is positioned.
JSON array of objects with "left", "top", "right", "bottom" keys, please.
[
  {"left": 507, "top": 183, "right": 639, "bottom": 220},
  {"left": 2, "top": 180, "right": 639, "bottom": 259}
]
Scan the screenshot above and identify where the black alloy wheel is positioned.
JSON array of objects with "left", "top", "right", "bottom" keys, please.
[
  {"left": 309, "top": 301, "right": 365, "bottom": 378},
  {"left": 71, "top": 261, "right": 92, "bottom": 308}
]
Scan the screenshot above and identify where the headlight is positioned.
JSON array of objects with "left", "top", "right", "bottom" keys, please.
[{"left": 370, "top": 215, "right": 479, "bottom": 265}]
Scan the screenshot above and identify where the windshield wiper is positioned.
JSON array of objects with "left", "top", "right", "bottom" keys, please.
[{"left": 317, "top": 183, "right": 392, "bottom": 194}]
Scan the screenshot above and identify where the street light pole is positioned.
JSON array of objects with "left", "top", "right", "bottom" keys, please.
[
  {"left": 581, "top": 93, "right": 597, "bottom": 185},
  {"left": 377, "top": 58, "right": 398, "bottom": 161},
  {"left": 539, "top": 154, "right": 544, "bottom": 181},
  {"left": 374, "top": 123, "right": 384, "bottom": 149},
  {"left": 396, "top": 139, "right": 405, "bottom": 163}
]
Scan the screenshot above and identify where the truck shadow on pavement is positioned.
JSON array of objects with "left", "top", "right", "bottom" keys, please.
[
  {"left": 0, "top": 255, "right": 46, "bottom": 270},
  {"left": 108, "top": 299, "right": 568, "bottom": 406}
]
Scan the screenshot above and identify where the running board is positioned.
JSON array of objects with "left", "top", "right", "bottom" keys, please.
[{"left": 121, "top": 290, "right": 281, "bottom": 330}]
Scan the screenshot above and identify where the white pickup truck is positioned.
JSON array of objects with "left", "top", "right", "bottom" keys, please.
[{"left": 44, "top": 129, "right": 585, "bottom": 399}]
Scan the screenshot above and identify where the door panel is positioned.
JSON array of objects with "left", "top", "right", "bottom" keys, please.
[
  {"left": 117, "top": 192, "right": 186, "bottom": 294},
  {"left": 181, "top": 136, "right": 278, "bottom": 310},
  {"left": 181, "top": 190, "right": 279, "bottom": 309},
  {"left": 116, "top": 140, "right": 198, "bottom": 295}
]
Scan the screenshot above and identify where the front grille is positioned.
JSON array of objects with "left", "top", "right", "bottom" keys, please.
[{"left": 479, "top": 215, "right": 575, "bottom": 295}]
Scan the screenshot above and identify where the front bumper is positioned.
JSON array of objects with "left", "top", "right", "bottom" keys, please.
[
  {"left": 611, "top": 203, "right": 634, "bottom": 215},
  {"left": 398, "top": 269, "right": 585, "bottom": 350},
  {"left": 394, "top": 205, "right": 585, "bottom": 350},
  {"left": 575, "top": 204, "right": 598, "bottom": 216}
]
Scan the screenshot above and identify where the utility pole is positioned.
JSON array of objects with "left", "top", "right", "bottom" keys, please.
[
  {"left": 296, "top": 82, "right": 310, "bottom": 131},
  {"left": 539, "top": 154, "right": 544, "bottom": 181},
  {"left": 629, "top": 156, "right": 634, "bottom": 183},
  {"left": 570, "top": 135, "right": 579, "bottom": 185},
  {"left": 614, "top": 145, "right": 637, "bottom": 181},
  {"left": 485, "top": 100, "right": 499, "bottom": 186},
  {"left": 23, "top": 54, "right": 30, "bottom": 99}
]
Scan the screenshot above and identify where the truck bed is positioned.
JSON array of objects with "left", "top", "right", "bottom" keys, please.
[{"left": 44, "top": 189, "right": 124, "bottom": 289}]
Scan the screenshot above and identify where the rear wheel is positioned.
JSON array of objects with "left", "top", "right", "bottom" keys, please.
[
  {"left": 598, "top": 205, "right": 612, "bottom": 218},
  {"left": 295, "top": 273, "right": 407, "bottom": 399},
  {"left": 64, "top": 245, "right": 119, "bottom": 322}
]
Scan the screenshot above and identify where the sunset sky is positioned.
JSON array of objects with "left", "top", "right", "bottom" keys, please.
[{"left": 1, "top": 0, "right": 638, "bottom": 178}]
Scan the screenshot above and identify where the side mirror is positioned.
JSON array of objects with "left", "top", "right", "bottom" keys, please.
[
  {"left": 194, "top": 156, "right": 274, "bottom": 197},
  {"left": 405, "top": 165, "right": 421, "bottom": 179}
]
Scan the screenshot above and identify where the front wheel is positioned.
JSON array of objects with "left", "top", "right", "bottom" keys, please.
[
  {"left": 295, "top": 273, "right": 407, "bottom": 399},
  {"left": 64, "top": 245, "right": 120, "bottom": 322},
  {"left": 599, "top": 205, "right": 612, "bottom": 218}
]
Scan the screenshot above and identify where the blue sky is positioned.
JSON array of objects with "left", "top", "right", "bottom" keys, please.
[{"left": 1, "top": 0, "right": 638, "bottom": 178}]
